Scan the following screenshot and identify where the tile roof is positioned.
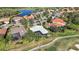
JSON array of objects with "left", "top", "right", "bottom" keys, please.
[
  {"left": 52, "top": 18, "right": 65, "bottom": 23},
  {"left": 24, "top": 15, "right": 34, "bottom": 20},
  {"left": 0, "top": 28, "right": 7, "bottom": 35},
  {"left": 50, "top": 18, "right": 66, "bottom": 27}
]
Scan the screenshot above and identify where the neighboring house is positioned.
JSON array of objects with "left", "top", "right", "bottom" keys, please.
[
  {"left": 52, "top": 12, "right": 61, "bottom": 19},
  {"left": 33, "top": 20, "right": 41, "bottom": 26},
  {"left": 16, "top": 10, "right": 34, "bottom": 27},
  {"left": 0, "top": 24, "right": 9, "bottom": 29},
  {"left": 48, "top": 18, "right": 66, "bottom": 32},
  {"left": 40, "top": 16, "right": 48, "bottom": 25},
  {"left": 32, "top": 17, "right": 47, "bottom": 26},
  {"left": 49, "top": 18, "right": 66, "bottom": 27},
  {"left": 0, "top": 23, "right": 13, "bottom": 29},
  {"left": 12, "top": 16, "right": 23, "bottom": 24},
  {"left": 23, "top": 15, "right": 35, "bottom": 26},
  {"left": 54, "top": 12, "right": 61, "bottom": 17},
  {"left": 0, "top": 28, "right": 7, "bottom": 38},
  {"left": 30, "top": 25, "right": 48, "bottom": 35},
  {"left": 0, "top": 18, "right": 10, "bottom": 24},
  {"left": 24, "top": 14, "right": 34, "bottom": 20},
  {"left": 11, "top": 26, "right": 26, "bottom": 40}
]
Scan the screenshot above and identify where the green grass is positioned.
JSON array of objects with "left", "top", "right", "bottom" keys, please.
[
  {"left": 2, "top": 29, "right": 79, "bottom": 51},
  {"left": 0, "top": 38, "right": 5, "bottom": 50},
  {"left": 45, "top": 37, "right": 79, "bottom": 51},
  {"left": 50, "top": 29, "right": 79, "bottom": 37}
]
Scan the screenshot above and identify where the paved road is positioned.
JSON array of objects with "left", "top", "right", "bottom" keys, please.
[{"left": 29, "top": 35, "right": 79, "bottom": 51}]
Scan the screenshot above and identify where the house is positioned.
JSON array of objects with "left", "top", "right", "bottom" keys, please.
[
  {"left": 0, "top": 28, "right": 7, "bottom": 37},
  {"left": 0, "top": 24, "right": 9, "bottom": 29},
  {"left": 31, "top": 16, "right": 47, "bottom": 26},
  {"left": 12, "top": 16, "right": 23, "bottom": 24},
  {"left": 48, "top": 18, "right": 66, "bottom": 27},
  {"left": 24, "top": 14, "right": 34, "bottom": 20},
  {"left": 48, "top": 18, "right": 66, "bottom": 32},
  {"left": 0, "top": 18, "right": 10, "bottom": 24},
  {"left": 30, "top": 25, "right": 48, "bottom": 35},
  {"left": 33, "top": 20, "right": 41, "bottom": 26},
  {"left": 11, "top": 26, "right": 26, "bottom": 40},
  {"left": 51, "top": 18, "right": 66, "bottom": 27},
  {"left": 16, "top": 10, "right": 34, "bottom": 26},
  {"left": 52, "top": 12, "right": 61, "bottom": 19}
]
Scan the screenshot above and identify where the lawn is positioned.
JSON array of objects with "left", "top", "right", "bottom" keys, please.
[
  {"left": 44, "top": 36, "right": 79, "bottom": 51},
  {"left": 49, "top": 29, "right": 79, "bottom": 37}
]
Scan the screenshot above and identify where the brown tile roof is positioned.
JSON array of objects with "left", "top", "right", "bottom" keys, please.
[
  {"left": 50, "top": 18, "right": 66, "bottom": 27},
  {"left": 24, "top": 15, "right": 34, "bottom": 20},
  {"left": 0, "top": 28, "right": 7, "bottom": 35}
]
